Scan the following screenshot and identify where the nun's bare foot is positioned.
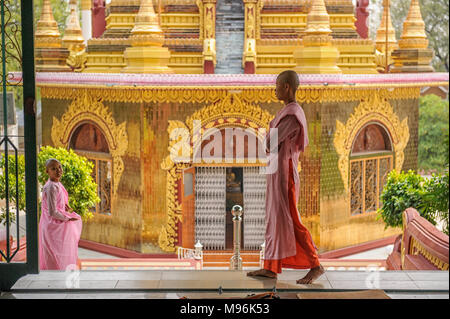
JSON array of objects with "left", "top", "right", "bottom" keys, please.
[
  {"left": 296, "top": 265, "right": 325, "bottom": 284},
  {"left": 247, "top": 269, "right": 277, "bottom": 279}
]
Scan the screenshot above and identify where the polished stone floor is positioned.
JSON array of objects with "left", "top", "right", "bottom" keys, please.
[{"left": 2, "top": 269, "right": 448, "bottom": 299}]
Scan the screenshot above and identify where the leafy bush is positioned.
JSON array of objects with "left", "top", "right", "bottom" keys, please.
[
  {"left": 38, "top": 146, "right": 99, "bottom": 220},
  {"left": 418, "top": 94, "right": 449, "bottom": 174},
  {"left": 420, "top": 171, "right": 449, "bottom": 235},
  {"left": 0, "top": 147, "right": 99, "bottom": 224},
  {"left": 378, "top": 169, "right": 449, "bottom": 235},
  {"left": 0, "top": 154, "right": 25, "bottom": 225}
]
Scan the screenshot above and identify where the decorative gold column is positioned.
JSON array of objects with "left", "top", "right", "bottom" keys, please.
[
  {"left": 35, "top": 0, "right": 71, "bottom": 72},
  {"left": 122, "top": 0, "right": 173, "bottom": 73},
  {"left": 293, "top": 0, "right": 341, "bottom": 74},
  {"left": 375, "top": 0, "right": 397, "bottom": 72},
  {"left": 390, "top": 0, "right": 434, "bottom": 73},
  {"left": 198, "top": 0, "right": 217, "bottom": 73},
  {"left": 243, "top": 0, "right": 258, "bottom": 73}
]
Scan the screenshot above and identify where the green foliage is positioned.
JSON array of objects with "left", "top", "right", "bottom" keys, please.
[
  {"left": 0, "top": 147, "right": 99, "bottom": 225},
  {"left": 418, "top": 94, "right": 449, "bottom": 174},
  {"left": 0, "top": 153, "right": 25, "bottom": 225},
  {"left": 38, "top": 146, "right": 99, "bottom": 220},
  {"left": 377, "top": 170, "right": 430, "bottom": 229},
  {"left": 420, "top": 171, "right": 449, "bottom": 235},
  {"left": 377, "top": 169, "right": 449, "bottom": 235}
]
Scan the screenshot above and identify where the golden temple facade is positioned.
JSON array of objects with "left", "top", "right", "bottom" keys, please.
[{"left": 36, "top": 0, "right": 448, "bottom": 255}]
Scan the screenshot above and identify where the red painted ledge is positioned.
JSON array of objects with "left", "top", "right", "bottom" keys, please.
[
  {"left": 318, "top": 235, "right": 398, "bottom": 259},
  {"left": 78, "top": 239, "right": 177, "bottom": 259}
]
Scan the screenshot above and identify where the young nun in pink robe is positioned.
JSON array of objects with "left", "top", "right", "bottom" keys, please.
[
  {"left": 39, "top": 158, "right": 82, "bottom": 270},
  {"left": 248, "top": 70, "right": 325, "bottom": 284}
]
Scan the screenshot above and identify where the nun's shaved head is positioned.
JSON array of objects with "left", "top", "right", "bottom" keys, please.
[
  {"left": 45, "top": 158, "right": 61, "bottom": 168},
  {"left": 277, "top": 70, "right": 299, "bottom": 94}
]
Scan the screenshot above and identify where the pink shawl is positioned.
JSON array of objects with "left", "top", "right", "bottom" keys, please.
[
  {"left": 39, "top": 180, "right": 82, "bottom": 270},
  {"left": 264, "top": 102, "right": 309, "bottom": 260}
]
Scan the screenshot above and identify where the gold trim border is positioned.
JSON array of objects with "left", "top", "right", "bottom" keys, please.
[
  {"left": 334, "top": 92, "right": 410, "bottom": 195},
  {"left": 39, "top": 85, "right": 424, "bottom": 104},
  {"left": 51, "top": 91, "right": 129, "bottom": 195}
]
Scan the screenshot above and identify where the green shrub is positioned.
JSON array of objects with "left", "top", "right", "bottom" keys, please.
[
  {"left": 38, "top": 146, "right": 99, "bottom": 220},
  {"left": 377, "top": 169, "right": 449, "bottom": 235},
  {"left": 420, "top": 171, "right": 449, "bottom": 235},
  {"left": 418, "top": 94, "right": 449, "bottom": 174},
  {"left": 0, "top": 146, "right": 99, "bottom": 224},
  {"left": 0, "top": 154, "right": 25, "bottom": 225}
]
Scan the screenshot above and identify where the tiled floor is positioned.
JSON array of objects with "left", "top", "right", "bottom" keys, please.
[{"left": 3, "top": 269, "right": 447, "bottom": 300}]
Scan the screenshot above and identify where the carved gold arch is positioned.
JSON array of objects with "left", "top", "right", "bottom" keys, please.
[
  {"left": 334, "top": 92, "right": 410, "bottom": 193},
  {"left": 158, "top": 93, "right": 274, "bottom": 252},
  {"left": 51, "top": 92, "right": 129, "bottom": 195}
]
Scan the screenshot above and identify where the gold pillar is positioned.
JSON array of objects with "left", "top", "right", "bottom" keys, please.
[
  {"left": 391, "top": 0, "right": 434, "bottom": 73},
  {"left": 122, "top": 0, "right": 173, "bottom": 73},
  {"left": 243, "top": 0, "right": 258, "bottom": 70},
  {"left": 199, "top": 0, "right": 217, "bottom": 70},
  {"left": 293, "top": 0, "right": 341, "bottom": 74},
  {"left": 35, "top": 0, "right": 71, "bottom": 72}
]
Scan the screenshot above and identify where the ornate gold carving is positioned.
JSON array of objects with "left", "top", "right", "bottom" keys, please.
[
  {"left": 197, "top": 0, "right": 216, "bottom": 40},
  {"left": 40, "top": 86, "right": 424, "bottom": 105},
  {"left": 334, "top": 92, "right": 410, "bottom": 193},
  {"left": 409, "top": 236, "right": 449, "bottom": 271},
  {"left": 67, "top": 50, "right": 87, "bottom": 72},
  {"left": 51, "top": 92, "right": 129, "bottom": 195},
  {"left": 158, "top": 93, "right": 273, "bottom": 252}
]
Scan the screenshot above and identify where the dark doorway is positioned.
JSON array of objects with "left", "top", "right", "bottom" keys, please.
[{"left": 225, "top": 167, "right": 244, "bottom": 249}]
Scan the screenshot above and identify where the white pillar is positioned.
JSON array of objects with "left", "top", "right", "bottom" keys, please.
[{"left": 81, "top": 0, "right": 92, "bottom": 43}]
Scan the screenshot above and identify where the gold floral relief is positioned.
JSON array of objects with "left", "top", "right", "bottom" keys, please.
[
  {"left": 39, "top": 86, "right": 422, "bottom": 105},
  {"left": 334, "top": 92, "right": 410, "bottom": 194},
  {"left": 158, "top": 92, "right": 274, "bottom": 252},
  {"left": 51, "top": 91, "right": 129, "bottom": 195}
]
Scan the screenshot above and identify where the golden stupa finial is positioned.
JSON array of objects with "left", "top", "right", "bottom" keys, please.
[
  {"left": 293, "top": 0, "right": 341, "bottom": 73},
  {"left": 375, "top": 0, "right": 397, "bottom": 52},
  {"left": 304, "top": 0, "right": 332, "bottom": 36},
  {"left": 35, "top": 0, "right": 62, "bottom": 47},
  {"left": 62, "top": 0, "right": 85, "bottom": 51},
  {"left": 130, "top": 0, "right": 164, "bottom": 46},
  {"left": 122, "top": 0, "right": 172, "bottom": 73},
  {"left": 398, "top": 0, "right": 428, "bottom": 49}
]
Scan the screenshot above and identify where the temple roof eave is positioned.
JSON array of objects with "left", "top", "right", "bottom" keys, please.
[{"left": 8, "top": 72, "right": 449, "bottom": 90}]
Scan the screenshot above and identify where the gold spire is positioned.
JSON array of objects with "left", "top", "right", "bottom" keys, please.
[
  {"left": 304, "top": 0, "right": 332, "bottom": 37},
  {"left": 375, "top": 0, "right": 397, "bottom": 52},
  {"left": 35, "top": 0, "right": 62, "bottom": 48},
  {"left": 293, "top": 0, "right": 341, "bottom": 74},
  {"left": 62, "top": 0, "right": 85, "bottom": 51},
  {"left": 398, "top": 0, "right": 428, "bottom": 49},
  {"left": 129, "top": 0, "right": 165, "bottom": 47},
  {"left": 122, "top": 0, "right": 173, "bottom": 73}
]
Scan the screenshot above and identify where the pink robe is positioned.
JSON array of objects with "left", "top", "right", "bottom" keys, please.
[
  {"left": 39, "top": 180, "right": 82, "bottom": 270},
  {"left": 264, "top": 101, "right": 310, "bottom": 260}
]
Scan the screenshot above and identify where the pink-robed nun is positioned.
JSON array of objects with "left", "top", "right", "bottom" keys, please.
[
  {"left": 39, "top": 158, "right": 82, "bottom": 270},
  {"left": 247, "top": 70, "right": 325, "bottom": 284}
]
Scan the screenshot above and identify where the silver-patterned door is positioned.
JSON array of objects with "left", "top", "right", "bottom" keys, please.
[
  {"left": 195, "top": 167, "right": 226, "bottom": 250},
  {"left": 243, "top": 167, "right": 266, "bottom": 250}
]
